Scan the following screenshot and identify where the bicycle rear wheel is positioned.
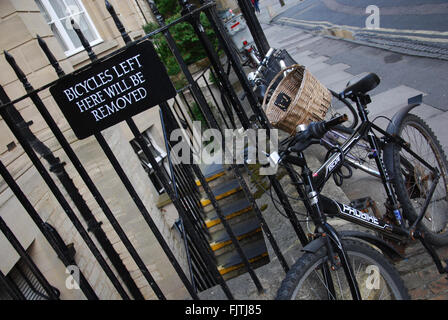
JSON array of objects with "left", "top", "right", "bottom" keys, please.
[
  {"left": 322, "top": 128, "right": 381, "bottom": 178},
  {"left": 276, "top": 239, "right": 409, "bottom": 300},
  {"left": 322, "top": 92, "right": 381, "bottom": 177},
  {"left": 389, "top": 114, "right": 448, "bottom": 246}
]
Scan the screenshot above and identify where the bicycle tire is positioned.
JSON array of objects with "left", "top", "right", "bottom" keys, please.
[
  {"left": 389, "top": 114, "right": 448, "bottom": 246},
  {"left": 276, "top": 239, "right": 409, "bottom": 300}
]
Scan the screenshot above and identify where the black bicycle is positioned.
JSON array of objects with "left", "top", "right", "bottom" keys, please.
[
  {"left": 247, "top": 49, "right": 448, "bottom": 300},
  {"left": 320, "top": 76, "right": 448, "bottom": 247}
]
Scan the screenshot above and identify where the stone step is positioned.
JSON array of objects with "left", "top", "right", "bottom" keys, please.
[
  {"left": 216, "top": 238, "right": 269, "bottom": 279},
  {"left": 200, "top": 179, "right": 242, "bottom": 207},
  {"left": 195, "top": 163, "right": 226, "bottom": 186},
  {"left": 209, "top": 216, "right": 262, "bottom": 254},
  {"left": 197, "top": 168, "right": 235, "bottom": 192},
  {"left": 204, "top": 197, "right": 253, "bottom": 229}
]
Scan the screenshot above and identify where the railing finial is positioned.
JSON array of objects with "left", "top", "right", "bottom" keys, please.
[
  {"left": 105, "top": 0, "right": 132, "bottom": 44},
  {"left": 146, "top": 0, "right": 165, "bottom": 25},
  {"left": 71, "top": 18, "right": 97, "bottom": 62},
  {"left": 4, "top": 50, "right": 33, "bottom": 92},
  {"left": 36, "top": 34, "right": 65, "bottom": 78},
  {"left": 178, "top": 0, "right": 196, "bottom": 17}
]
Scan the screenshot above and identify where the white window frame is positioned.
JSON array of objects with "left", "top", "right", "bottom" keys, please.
[{"left": 36, "top": 0, "right": 103, "bottom": 57}]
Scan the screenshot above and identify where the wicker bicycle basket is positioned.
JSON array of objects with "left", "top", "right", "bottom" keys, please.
[{"left": 262, "top": 64, "right": 332, "bottom": 135}]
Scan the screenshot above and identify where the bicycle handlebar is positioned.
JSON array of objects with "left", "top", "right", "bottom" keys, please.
[
  {"left": 253, "top": 47, "right": 276, "bottom": 80},
  {"left": 242, "top": 47, "right": 276, "bottom": 103},
  {"left": 324, "top": 114, "right": 348, "bottom": 131},
  {"left": 279, "top": 114, "right": 348, "bottom": 161}
]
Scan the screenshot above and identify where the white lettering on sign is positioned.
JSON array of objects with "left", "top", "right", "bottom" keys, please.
[
  {"left": 61, "top": 54, "right": 147, "bottom": 122},
  {"left": 91, "top": 87, "right": 147, "bottom": 122}
]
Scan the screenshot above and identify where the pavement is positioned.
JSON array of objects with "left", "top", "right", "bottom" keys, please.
[
  {"left": 259, "top": 0, "right": 448, "bottom": 60},
  {"left": 232, "top": 0, "right": 448, "bottom": 300}
]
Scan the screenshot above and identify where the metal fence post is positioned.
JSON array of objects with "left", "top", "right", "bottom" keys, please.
[
  {"left": 0, "top": 86, "right": 129, "bottom": 300},
  {"left": 147, "top": 0, "right": 239, "bottom": 299},
  {"left": 179, "top": 0, "right": 292, "bottom": 275},
  {"left": 151, "top": 0, "right": 270, "bottom": 293},
  {"left": 0, "top": 157, "right": 97, "bottom": 299},
  {"left": 69, "top": 5, "right": 202, "bottom": 299},
  {"left": 3, "top": 49, "right": 143, "bottom": 300},
  {"left": 0, "top": 270, "right": 25, "bottom": 300}
]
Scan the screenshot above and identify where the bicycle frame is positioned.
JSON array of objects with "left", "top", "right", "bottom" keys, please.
[
  {"left": 285, "top": 95, "right": 443, "bottom": 299},
  {"left": 313, "top": 97, "right": 440, "bottom": 232},
  {"left": 321, "top": 129, "right": 381, "bottom": 178}
]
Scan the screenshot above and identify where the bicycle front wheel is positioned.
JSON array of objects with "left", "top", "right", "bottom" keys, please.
[
  {"left": 390, "top": 114, "right": 448, "bottom": 246},
  {"left": 276, "top": 239, "right": 409, "bottom": 300}
]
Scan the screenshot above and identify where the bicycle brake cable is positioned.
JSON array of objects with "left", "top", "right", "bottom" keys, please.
[{"left": 325, "top": 145, "right": 350, "bottom": 186}]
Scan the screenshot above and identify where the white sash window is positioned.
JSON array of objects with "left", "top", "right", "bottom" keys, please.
[{"left": 35, "top": 0, "right": 102, "bottom": 56}]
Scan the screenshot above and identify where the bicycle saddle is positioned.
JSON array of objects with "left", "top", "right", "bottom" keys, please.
[{"left": 342, "top": 73, "right": 380, "bottom": 97}]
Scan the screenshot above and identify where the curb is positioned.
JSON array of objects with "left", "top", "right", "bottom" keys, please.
[{"left": 270, "top": 19, "right": 448, "bottom": 62}]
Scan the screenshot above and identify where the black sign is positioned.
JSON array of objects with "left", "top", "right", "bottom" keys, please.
[{"left": 50, "top": 40, "right": 176, "bottom": 139}]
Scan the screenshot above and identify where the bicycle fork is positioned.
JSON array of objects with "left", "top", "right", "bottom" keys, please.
[{"left": 300, "top": 155, "right": 363, "bottom": 300}]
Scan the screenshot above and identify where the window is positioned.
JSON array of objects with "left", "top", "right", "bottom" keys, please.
[
  {"left": 130, "top": 129, "right": 167, "bottom": 195},
  {"left": 35, "top": 0, "right": 102, "bottom": 56},
  {"left": 0, "top": 258, "right": 59, "bottom": 300}
]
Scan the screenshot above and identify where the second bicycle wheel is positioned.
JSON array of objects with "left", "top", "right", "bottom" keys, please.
[
  {"left": 322, "top": 128, "right": 381, "bottom": 178},
  {"left": 276, "top": 239, "right": 409, "bottom": 300},
  {"left": 389, "top": 114, "right": 448, "bottom": 246},
  {"left": 322, "top": 92, "right": 381, "bottom": 178}
]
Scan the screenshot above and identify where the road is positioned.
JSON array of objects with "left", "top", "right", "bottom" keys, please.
[
  {"left": 277, "top": 0, "right": 448, "bottom": 31},
  {"left": 272, "top": 0, "right": 448, "bottom": 59}
]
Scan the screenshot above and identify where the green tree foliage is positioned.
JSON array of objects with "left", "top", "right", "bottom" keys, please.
[
  {"left": 143, "top": 0, "right": 219, "bottom": 79},
  {"left": 154, "top": 0, "right": 180, "bottom": 17}
]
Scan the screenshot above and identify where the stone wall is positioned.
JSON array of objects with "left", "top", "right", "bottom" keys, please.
[{"left": 0, "top": 0, "right": 188, "bottom": 300}]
